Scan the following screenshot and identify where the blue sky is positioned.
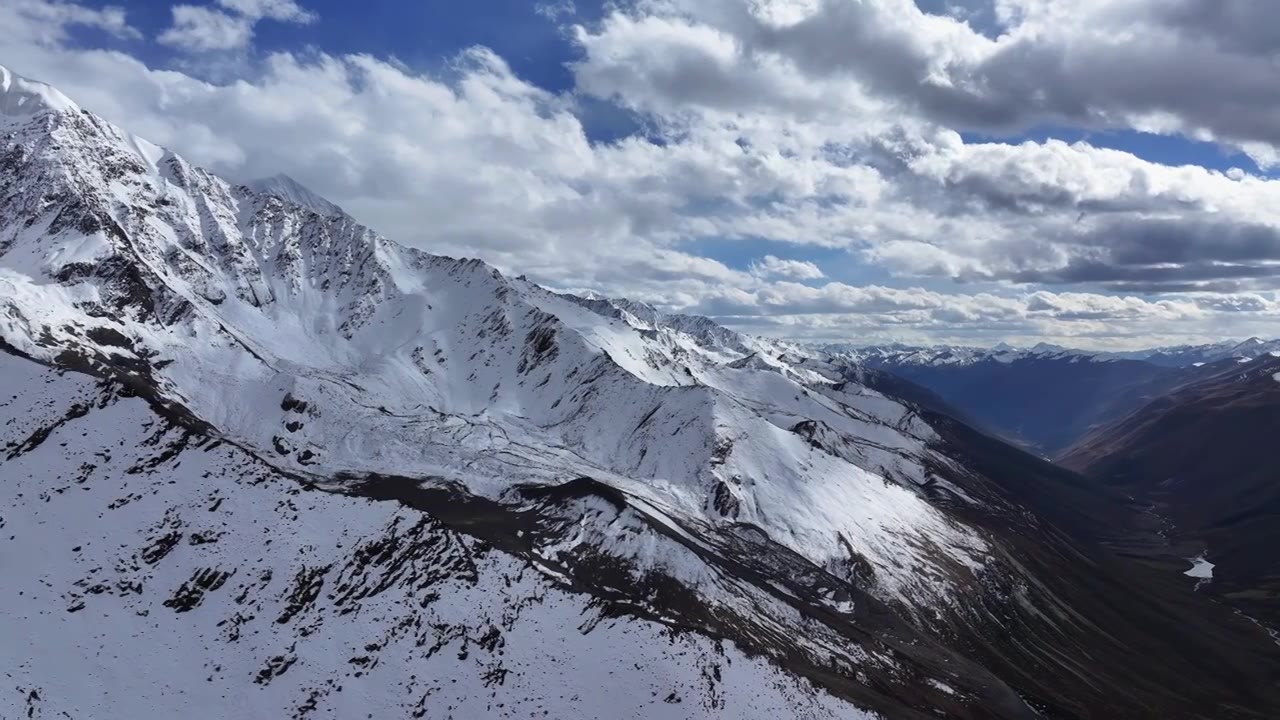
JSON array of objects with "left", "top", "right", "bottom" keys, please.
[
  {"left": 6, "top": 0, "right": 1280, "bottom": 348},
  {"left": 77, "top": 0, "right": 596, "bottom": 88}
]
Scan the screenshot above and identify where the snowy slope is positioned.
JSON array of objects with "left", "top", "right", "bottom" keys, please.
[{"left": 0, "top": 353, "right": 867, "bottom": 720}]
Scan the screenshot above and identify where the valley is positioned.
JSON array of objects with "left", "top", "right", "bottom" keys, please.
[{"left": 860, "top": 341, "right": 1280, "bottom": 644}]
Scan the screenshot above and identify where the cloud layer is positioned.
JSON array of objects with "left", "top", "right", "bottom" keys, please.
[{"left": 3, "top": 0, "right": 1280, "bottom": 348}]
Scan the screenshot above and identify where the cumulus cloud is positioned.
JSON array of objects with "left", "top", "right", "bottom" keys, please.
[
  {"left": 575, "top": 0, "right": 1280, "bottom": 165},
  {"left": 158, "top": 0, "right": 315, "bottom": 52},
  {"left": 858, "top": 138, "right": 1280, "bottom": 291},
  {"left": 567, "top": 3, "right": 1280, "bottom": 297},
  {"left": 216, "top": 0, "right": 316, "bottom": 23},
  {"left": 5, "top": 0, "right": 140, "bottom": 43},
  {"left": 0, "top": 33, "right": 760, "bottom": 297},
  {"left": 159, "top": 6, "right": 253, "bottom": 51},
  {"left": 749, "top": 255, "right": 825, "bottom": 280},
  {"left": 700, "top": 284, "right": 1280, "bottom": 348}
]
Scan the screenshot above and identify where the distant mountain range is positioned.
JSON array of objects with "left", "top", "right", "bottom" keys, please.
[
  {"left": 826, "top": 339, "right": 1279, "bottom": 456},
  {"left": 828, "top": 336, "right": 1280, "bottom": 645},
  {"left": 827, "top": 338, "right": 1280, "bottom": 369}
]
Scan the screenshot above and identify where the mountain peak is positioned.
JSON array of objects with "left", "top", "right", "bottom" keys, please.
[
  {"left": 0, "top": 65, "right": 78, "bottom": 120},
  {"left": 246, "top": 172, "right": 346, "bottom": 217}
]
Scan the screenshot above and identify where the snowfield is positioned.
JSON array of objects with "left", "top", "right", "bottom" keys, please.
[{"left": 0, "top": 353, "right": 870, "bottom": 719}]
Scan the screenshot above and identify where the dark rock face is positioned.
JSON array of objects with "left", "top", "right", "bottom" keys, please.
[{"left": 164, "top": 568, "right": 235, "bottom": 612}]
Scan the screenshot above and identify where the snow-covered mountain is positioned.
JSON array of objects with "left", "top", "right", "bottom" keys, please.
[
  {"left": 826, "top": 342, "right": 1091, "bottom": 368},
  {"left": 1136, "top": 337, "right": 1280, "bottom": 367},
  {"left": 4, "top": 65, "right": 1280, "bottom": 718},
  {"left": 246, "top": 173, "right": 347, "bottom": 219},
  {"left": 831, "top": 338, "right": 1280, "bottom": 454}
]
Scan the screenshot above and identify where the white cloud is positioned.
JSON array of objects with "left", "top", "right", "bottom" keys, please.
[
  {"left": 535, "top": 0, "right": 575, "bottom": 21},
  {"left": 576, "top": 0, "right": 1280, "bottom": 165},
  {"left": 697, "top": 284, "right": 1279, "bottom": 349},
  {"left": 217, "top": 0, "right": 316, "bottom": 23},
  {"left": 159, "top": 6, "right": 254, "bottom": 51},
  {"left": 750, "top": 255, "right": 825, "bottom": 280},
  {"left": 571, "top": 11, "right": 887, "bottom": 122},
  {"left": 5, "top": 0, "right": 140, "bottom": 43},
  {"left": 158, "top": 0, "right": 315, "bottom": 53}
]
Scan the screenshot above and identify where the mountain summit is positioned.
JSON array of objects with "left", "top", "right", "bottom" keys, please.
[
  {"left": 245, "top": 173, "right": 347, "bottom": 218},
  {"left": 0, "top": 64, "right": 78, "bottom": 118}
]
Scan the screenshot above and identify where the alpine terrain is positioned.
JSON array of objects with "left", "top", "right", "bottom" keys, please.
[{"left": 3, "top": 65, "right": 1280, "bottom": 719}]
